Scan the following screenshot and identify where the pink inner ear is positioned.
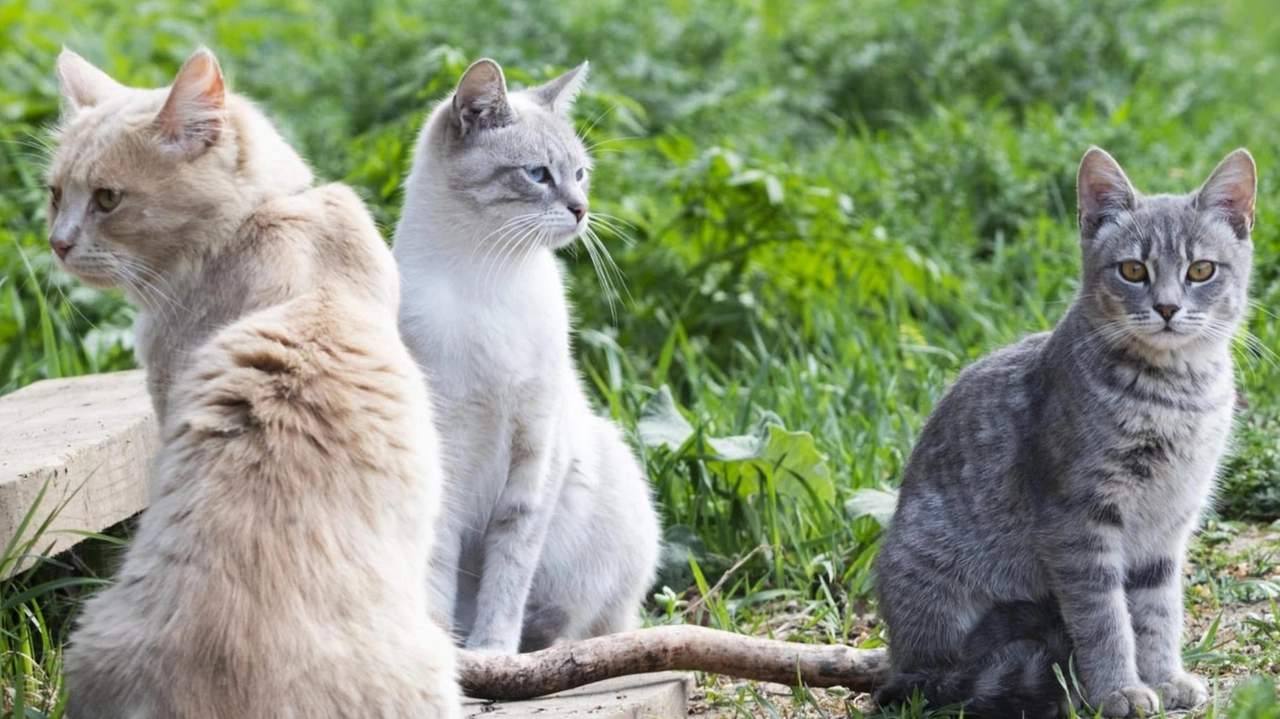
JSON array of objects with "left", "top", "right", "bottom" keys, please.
[
  {"left": 155, "top": 52, "right": 226, "bottom": 151},
  {"left": 1204, "top": 175, "right": 1255, "bottom": 214},
  {"left": 1198, "top": 153, "right": 1257, "bottom": 236},
  {"left": 1080, "top": 172, "right": 1132, "bottom": 218}
]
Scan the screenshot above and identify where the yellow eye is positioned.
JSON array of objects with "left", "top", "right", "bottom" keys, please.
[
  {"left": 1187, "top": 260, "right": 1215, "bottom": 282},
  {"left": 94, "top": 188, "right": 122, "bottom": 212},
  {"left": 1119, "top": 260, "right": 1148, "bottom": 282}
]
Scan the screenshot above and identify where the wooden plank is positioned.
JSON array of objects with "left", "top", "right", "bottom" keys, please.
[
  {"left": 463, "top": 673, "right": 692, "bottom": 718},
  {"left": 0, "top": 370, "right": 154, "bottom": 576}
]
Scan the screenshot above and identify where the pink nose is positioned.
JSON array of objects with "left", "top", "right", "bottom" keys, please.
[
  {"left": 50, "top": 238, "right": 74, "bottom": 259},
  {"left": 569, "top": 205, "right": 587, "bottom": 222}
]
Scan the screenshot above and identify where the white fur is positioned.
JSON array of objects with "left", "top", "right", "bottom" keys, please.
[{"left": 393, "top": 60, "right": 661, "bottom": 653}]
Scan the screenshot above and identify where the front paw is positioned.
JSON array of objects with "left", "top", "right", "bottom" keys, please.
[
  {"left": 1099, "top": 685, "right": 1159, "bottom": 717},
  {"left": 1156, "top": 673, "right": 1208, "bottom": 711}
]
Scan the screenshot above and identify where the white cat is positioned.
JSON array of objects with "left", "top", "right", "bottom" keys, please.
[{"left": 393, "top": 58, "right": 661, "bottom": 653}]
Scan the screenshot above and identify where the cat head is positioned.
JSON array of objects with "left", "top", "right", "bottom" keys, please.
[
  {"left": 415, "top": 58, "right": 592, "bottom": 252},
  {"left": 1075, "top": 147, "right": 1256, "bottom": 353},
  {"left": 47, "top": 48, "right": 312, "bottom": 294}
]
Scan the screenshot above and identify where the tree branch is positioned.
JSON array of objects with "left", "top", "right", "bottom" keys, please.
[{"left": 457, "top": 625, "right": 889, "bottom": 701}]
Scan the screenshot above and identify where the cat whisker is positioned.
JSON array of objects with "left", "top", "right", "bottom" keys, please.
[
  {"left": 473, "top": 222, "right": 532, "bottom": 286},
  {"left": 2, "top": 134, "right": 57, "bottom": 159},
  {"left": 585, "top": 229, "right": 629, "bottom": 295},
  {"left": 512, "top": 228, "right": 548, "bottom": 282},
  {"left": 588, "top": 214, "right": 639, "bottom": 248},
  {"left": 473, "top": 216, "right": 543, "bottom": 292},
  {"left": 467, "top": 213, "right": 542, "bottom": 266},
  {"left": 580, "top": 227, "right": 631, "bottom": 322},
  {"left": 588, "top": 211, "right": 638, "bottom": 231},
  {"left": 13, "top": 153, "right": 53, "bottom": 174},
  {"left": 120, "top": 270, "right": 174, "bottom": 317},
  {"left": 1226, "top": 324, "right": 1279, "bottom": 373},
  {"left": 1247, "top": 299, "right": 1277, "bottom": 320},
  {"left": 584, "top": 136, "right": 643, "bottom": 155},
  {"left": 577, "top": 230, "right": 616, "bottom": 323},
  {"left": 578, "top": 104, "right": 617, "bottom": 145},
  {"left": 479, "top": 220, "right": 543, "bottom": 297},
  {"left": 116, "top": 260, "right": 190, "bottom": 318},
  {"left": 2, "top": 134, "right": 57, "bottom": 176},
  {"left": 43, "top": 269, "right": 104, "bottom": 340},
  {"left": 124, "top": 259, "right": 189, "bottom": 312},
  {"left": 1073, "top": 320, "right": 1133, "bottom": 367}
]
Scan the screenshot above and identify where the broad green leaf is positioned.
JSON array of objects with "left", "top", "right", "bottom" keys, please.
[
  {"left": 637, "top": 385, "right": 694, "bottom": 450},
  {"left": 844, "top": 488, "right": 900, "bottom": 528},
  {"left": 708, "top": 421, "right": 834, "bottom": 505}
]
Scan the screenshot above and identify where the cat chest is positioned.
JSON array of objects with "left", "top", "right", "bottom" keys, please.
[{"left": 1099, "top": 402, "right": 1231, "bottom": 541}]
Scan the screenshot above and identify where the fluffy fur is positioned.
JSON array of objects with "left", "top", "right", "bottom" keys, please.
[
  {"left": 875, "top": 148, "right": 1256, "bottom": 719},
  {"left": 49, "top": 48, "right": 460, "bottom": 717},
  {"left": 393, "top": 58, "right": 661, "bottom": 653}
]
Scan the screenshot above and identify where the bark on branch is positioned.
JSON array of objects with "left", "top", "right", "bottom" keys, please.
[{"left": 457, "top": 625, "right": 889, "bottom": 701}]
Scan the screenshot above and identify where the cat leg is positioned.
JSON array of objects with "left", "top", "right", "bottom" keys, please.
[
  {"left": 1038, "top": 517, "right": 1154, "bottom": 717},
  {"left": 532, "top": 418, "right": 659, "bottom": 645},
  {"left": 518, "top": 604, "right": 571, "bottom": 653},
  {"left": 1126, "top": 555, "right": 1207, "bottom": 711},
  {"left": 427, "top": 525, "right": 462, "bottom": 637},
  {"left": 466, "top": 420, "right": 559, "bottom": 653},
  {"left": 580, "top": 421, "right": 659, "bottom": 635}
]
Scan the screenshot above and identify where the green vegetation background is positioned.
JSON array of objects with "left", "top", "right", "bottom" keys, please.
[{"left": 1, "top": 0, "right": 1278, "bottom": 715}]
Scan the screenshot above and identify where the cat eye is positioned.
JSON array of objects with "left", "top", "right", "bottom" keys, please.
[
  {"left": 524, "top": 166, "right": 552, "bottom": 184},
  {"left": 1118, "top": 260, "right": 1148, "bottom": 283},
  {"left": 1187, "top": 260, "right": 1215, "bottom": 282},
  {"left": 94, "top": 188, "right": 123, "bottom": 212},
  {"left": 48, "top": 186, "right": 62, "bottom": 211},
  {"left": 575, "top": 168, "right": 585, "bottom": 181}
]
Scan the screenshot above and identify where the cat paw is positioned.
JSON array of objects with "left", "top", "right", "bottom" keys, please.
[
  {"left": 1156, "top": 673, "right": 1208, "bottom": 710},
  {"left": 1099, "top": 685, "right": 1159, "bottom": 717}
]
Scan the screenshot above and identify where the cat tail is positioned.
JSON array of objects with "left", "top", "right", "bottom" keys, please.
[{"left": 877, "top": 601, "right": 1074, "bottom": 719}]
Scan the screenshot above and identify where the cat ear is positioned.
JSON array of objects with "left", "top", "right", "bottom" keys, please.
[
  {"left": 453, "top": 58, "right": 515, "bottom": 135},
  {"left": 1077, "top": 147, "right": 1137, "bottom": 240},
  {"left": 530, "top": 61, "right": 588, "bottom": 116},
  {"left": 1195, "top": 148, "right": 1256, "bottom": 239},
  {"left": 153, "top": 48, "right": 226, "bottom": 157},
  {"left": 56, "top": 49, "right": 125, "bottom": 113}
]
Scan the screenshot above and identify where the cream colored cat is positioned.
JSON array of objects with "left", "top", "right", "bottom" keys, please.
[{"left": 49, "top": 48, "right": 460, "bottom": 718}]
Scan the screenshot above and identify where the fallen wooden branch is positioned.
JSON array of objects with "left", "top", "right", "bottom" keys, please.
[{"left": 457, "top": 625, "right": 889, "bottom": 701}]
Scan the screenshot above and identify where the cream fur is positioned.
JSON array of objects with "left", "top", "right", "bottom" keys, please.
[{"left": 49, "top": 48, "right": 460, "bottom": 718}]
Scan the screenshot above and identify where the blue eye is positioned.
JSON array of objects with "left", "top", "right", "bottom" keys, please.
[{"left": 525, "top": 166, "right": 551, "bottom": 184}]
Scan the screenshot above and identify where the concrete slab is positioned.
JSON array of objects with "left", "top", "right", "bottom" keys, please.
[
  {"left": 0, "top": 370, "right": 154, "bottom": 576},
  {"left": 463, "top": 672, "right": 692, "bottom": 718}
]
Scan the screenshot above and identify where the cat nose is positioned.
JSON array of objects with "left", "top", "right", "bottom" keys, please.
[
  {"left": 49, "top": 236, "right": 74, "bottom": 260},
  {"left": 1153, "top": 304, "right": 1180, "bottom": 322},
  {"left": 568, "top": 204, "right": 587, "bottom": 222}
]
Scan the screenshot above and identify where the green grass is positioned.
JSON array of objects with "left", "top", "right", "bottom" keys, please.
[{"left": 1, "top": 0, "right": 1279, "bottom": 715}]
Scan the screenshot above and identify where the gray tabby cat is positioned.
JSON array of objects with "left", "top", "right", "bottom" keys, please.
[{"left": 875, "top": 147, "right": 1256, "bottom": 719}]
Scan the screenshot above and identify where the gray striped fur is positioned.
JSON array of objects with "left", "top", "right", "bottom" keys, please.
[{"left": 875, "top": 148, "right": 1256, "bottom": 719}]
